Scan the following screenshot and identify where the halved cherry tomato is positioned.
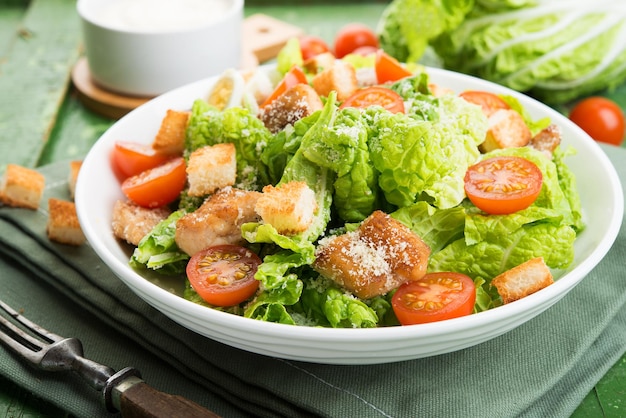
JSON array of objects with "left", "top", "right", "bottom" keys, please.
[
  {"left": 111, "top": 141, "right": 170, "bottom": 180},
  {"left": 299, "top": 35, "right": 330, "bottom": 60},
  {"left": 464, "top": 156, "right": 543, "bottom": 215},
  {"left": 121, "top": 157, "right": 186, "bottom": 208},
  {"left": 186, "top": 245, "right": 261, "bottom": 307},
  {"left": 375, "top": 49, "right": 412, "bottom": 84},
  {"left": 260, "top": 66, "right": 308, "bottom": 108},
  {"left": 334, "top": 23, "right": 379, "bottom": 58},
  {"left": 459, "top": 91, "right": 511, "bottom": 117},
  {"left": 569, "top": 97, "right": 625, "bottom": 146},
  {"left": 392, "top": 272, "right": 476, "bottom": 325},
  {"left": 340, "top": 86, "right": 405, "bottom": 114}
]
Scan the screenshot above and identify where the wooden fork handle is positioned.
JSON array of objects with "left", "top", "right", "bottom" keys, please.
[{"left": 119, "top": 381, "right": 220, "bottom": 418}]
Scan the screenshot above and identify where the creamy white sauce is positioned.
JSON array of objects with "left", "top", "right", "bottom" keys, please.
[{"left": 93, "top": 0, "right": 231, "bottom": 32}]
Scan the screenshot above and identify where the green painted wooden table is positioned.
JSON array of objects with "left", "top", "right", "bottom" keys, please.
[{"left": 0, "top": 0, "right": 625, "bottom": 416}]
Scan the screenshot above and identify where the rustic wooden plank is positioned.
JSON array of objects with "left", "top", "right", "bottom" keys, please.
[
  {"left": 0, "top": 0, "right": 81, "bottom": 170},
  {"left": 0, "top": 3, "right": 27, "bottom": 61}
]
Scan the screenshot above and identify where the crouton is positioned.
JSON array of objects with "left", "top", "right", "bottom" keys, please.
[
  {"left": 0, "top": 164, "right": 45, "bottom": 210},
  {"left": 314, "top": 210, "right": 431, "bottom": 299},
  {"left": 152, "top": 109, "right": 190, "bottom": 156},
  {"left": 175, "top": 187, "right": 261, "bottom": 256},
  {"left": 186, "top": 143, "right": 237, "bottom": 197},
  {"left": 311, "top": 59, "right": 358, "bottom": 102},
  {"left": 46, "top": 198, "right": 85, "bottom": 246},
  {"left": 111, "top": 200, "right": 171, "bottom": 246},
  {"left": 255, "top": 181, "right": 317, "bottom": 235},
  {"left": 259, "top": 83, "right": 323, "bottom": 134},
  {"left": 479, "top": 109, "right": 532, "bottom": 153},
  {"left": 491, "top": 257, "right": 554, "bottom": 304},
  {"left": 68, "top": 160, "right": 82, "bottom": 200},
  {"left": 529, "top": 124, "right": 562, "bottom": 158},
  {"left": 303, "top": 52, "right": 336, "bottom": 74}
]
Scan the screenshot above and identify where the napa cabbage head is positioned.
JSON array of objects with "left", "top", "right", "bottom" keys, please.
[{"left": 379, "top": 0, "right": 626, "bottom": 103}]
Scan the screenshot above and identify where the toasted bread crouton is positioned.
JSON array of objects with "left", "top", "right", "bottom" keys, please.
[
  {"left": 186, "top": 143, "right": 237, "bottom": 197},
  {"left": 46, "top": 198, "right": 85, "bottom": 246},
  {"left": 175, "top": 187, "right": 261, "bottom": 256},
  {"left": 68, "top": 160, "right": 82, "bottom": 200},
  {"left": 311, "top": 59, "right": 358, "bottom": 102},
  {"left": 152, "top": 109, "right": 190, "bottom": 156},
  {"left": 492, "top": 257, "right": 554, "bottom": 304},
  {"left": 111, "top": 200, "right": 171, "bottom": 246},
  {"left": 259, "top": 84, "right": 323, "bottom": 134},
  {"left": 255, "top": 181, "right": 317, "bottom": 235},
  {"left": 0, "top": 164, "right": 45, "bottom": 210},
  {"left": 303, "top": 52, "right": 336, "bottom": 74},
  {"left": 529, "top": 124, "right": 562, "bottom": 158},
  {"left": 479, "top": 109, "right": 532, "bottom": 153},
  {"left": 314, "top": 210, "right": 431, "bottom": 299}
]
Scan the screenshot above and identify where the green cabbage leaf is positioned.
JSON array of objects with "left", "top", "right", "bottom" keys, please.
[{"left": 379, "top": 0, "right": 626, "bottom": 103}]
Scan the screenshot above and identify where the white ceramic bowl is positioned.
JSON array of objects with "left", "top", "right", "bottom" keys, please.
[
  {"left": 75, "top": 66, "right": 624, "bottom": 365},
  {"left": 77, "top": 0, "right": 243, "bottom": 97}
]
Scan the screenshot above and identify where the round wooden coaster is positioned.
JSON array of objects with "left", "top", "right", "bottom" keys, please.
[
  {"left": 72, "top": 50, "right": 259, "bottom": 120},
  {"left": 71, "top": 57, "right": 151, "bottom": 120}
]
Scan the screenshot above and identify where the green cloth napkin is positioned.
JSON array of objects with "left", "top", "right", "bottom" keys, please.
[{"left": 1, "top": 143, "right": 625, "bottom": 418}]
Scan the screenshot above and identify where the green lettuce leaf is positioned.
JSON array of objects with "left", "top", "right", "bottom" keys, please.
[
  {"left": 130, "top": 210, "right": 189, "bottom": 274},
  {"left": 391, "top": 201, "right": 466, "bottom": 252},
  {"left": 298, "top": 281, "right": 380, "bottom": 328},
  {"left": 243, "top": 251, "right": 307, "bottom": 324},
  {"left": 429, "top": 222, "right": 576, "bottom": 282},
  {"left": 185, "top": 99, "right": 272, "bottom": 190},
  {"left": 377, "top": 0, "right": 474, "bottom": 62},
  {"left": 368, "top": 92, "right": 487, "bottom": 208}
]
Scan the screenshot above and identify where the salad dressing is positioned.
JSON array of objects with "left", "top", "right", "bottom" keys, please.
[{"left": 91, "top": 0, "right": 231, "bottom": 32}]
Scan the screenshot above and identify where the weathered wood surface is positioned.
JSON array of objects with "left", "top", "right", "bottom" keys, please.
[{"left": 0, "top": 0, "right": 82, "bottom": 169}]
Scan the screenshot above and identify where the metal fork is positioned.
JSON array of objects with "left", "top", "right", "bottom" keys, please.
[{"left": 0, "top": 299, "right": 220, "bottom": 417}]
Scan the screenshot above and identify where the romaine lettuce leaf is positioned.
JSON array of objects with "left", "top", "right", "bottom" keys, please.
[
  {"left": 391, "top": 201, "right": 466, "bottom": 252},
  {"left": 429, "top": 222, "right": 576, "bottom": 282},
  {"left": 368, "top": 93, "right": 487, "bottom": 209},
  {"left": 130, "top": 210, "right": 189, "bottom": 274},
  {"left": 185, "top": 99, "right": 272, "bottom": 190},
  {"left": 298, "top": 281, "right": 380, "bottom": 328}
]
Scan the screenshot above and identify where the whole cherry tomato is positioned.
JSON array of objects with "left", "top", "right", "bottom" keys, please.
[
  {"left": 299, "top": 35, "right": 330, "bottom": 60},
  {"left": 334, "top": 23, "right": 379, "bottom": 58},
  {"left": 569, "top": 97, "right": 625, "bottom": 146}
]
